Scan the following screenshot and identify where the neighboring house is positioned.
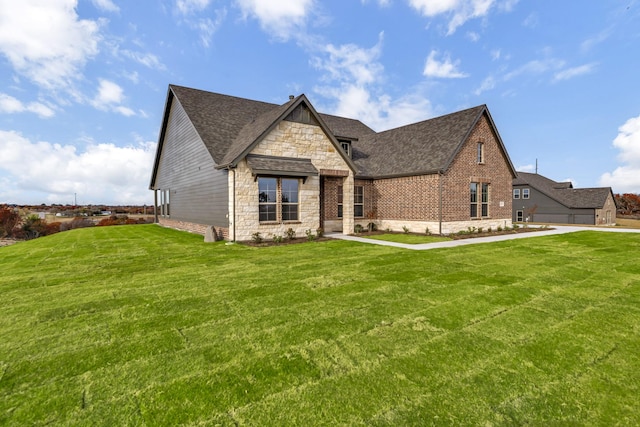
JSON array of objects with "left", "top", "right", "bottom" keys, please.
[
  {"left": 150, "top": 85, "right": 517, "bottom": 241},
  {"left": 512, "top": 172, "right": 616, "bottom": 225}
]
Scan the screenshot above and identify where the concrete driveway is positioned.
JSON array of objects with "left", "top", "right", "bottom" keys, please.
[{"left": 328, "top": 226, "right": 640, "bottom": 250}]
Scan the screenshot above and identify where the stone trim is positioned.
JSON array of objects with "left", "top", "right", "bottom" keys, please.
[{"left": 320, "top": 169, "right": 350, "bottom": 177}]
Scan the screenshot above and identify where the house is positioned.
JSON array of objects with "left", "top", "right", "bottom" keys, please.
[
  {"left": 149, "top": 85, "right": 517, "bottom": 241},
  {"left": 512, "top": 172, "right": 616, "bottom": 225}
]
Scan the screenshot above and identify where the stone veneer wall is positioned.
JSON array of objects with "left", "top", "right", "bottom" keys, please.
[
  {"left": 158, "top": 218, "right": 229, "bottom": 240},
  {"left": 228, "top": 120, "right": 353, "bottom": 241}
]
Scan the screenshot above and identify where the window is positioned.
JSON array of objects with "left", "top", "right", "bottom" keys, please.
[
  {"left": 481, "top": 183, "right": 489, "bottom": 217},
  {"left": 281, "top": 178, "right": 299, "bottom": 221},
  {"left": 477, "top": 142, "right": 484, "bottom": 164},
  {"left": 516, "top": 210, "right": 523, "bottom": 222},
  {"left": 470, "top": 183, "right": 478, "bottom": 217},
  {"left": 258, "top": 177, "right": 299, "bottom": 222},
  {"left": 471, "top": 182, "right": 490, "bottom": 218},
  {"left": 337, "top": 185, "right": 343, "bottom": 218},
  {"left": 513, "top": 188, "right": 520, "bottom": 199},
  {"left": 159, "top": 189, "right": 170, "bottom": 217},
  {"left": 523, "top": 188, "right": 530, "bottom": 199},
  {"left": 258, "top": 177, "right": 277, "bottom": 222},
  {"left": 354, "top": 185, "right": 364, "bottom": 217},
  {"left": 340, "top": 141, "right": 351, "bottom": 158}
]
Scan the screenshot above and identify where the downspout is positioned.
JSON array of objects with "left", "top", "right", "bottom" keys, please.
[
  {"left": 438, "top": 170, "right": 443, "bottom": 235},
  {"left": 231, "top": 167, "right": 236, "bottom": 241}
]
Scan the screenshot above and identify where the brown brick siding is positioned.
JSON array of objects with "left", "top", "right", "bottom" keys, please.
[
  {"left": 441, "top": 116, "right": 513, "bottom": 221},
  {"left": 372, "top": 175, "right": 440, "bottom": 221}
]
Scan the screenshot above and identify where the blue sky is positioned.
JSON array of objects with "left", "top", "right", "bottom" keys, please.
[{"left": 1, "top": 0, "right": 639, "bottom": 205}]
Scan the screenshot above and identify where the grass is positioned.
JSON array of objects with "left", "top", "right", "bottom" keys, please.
[
  {"left": 361, "top": 233, "right": 451, "bottom": 244},
  {"left": 1, "top": 224, "right": 640, "bottom": 425},
  {"left": 616, "top": 217, "right": 640, "bottom": 229}
]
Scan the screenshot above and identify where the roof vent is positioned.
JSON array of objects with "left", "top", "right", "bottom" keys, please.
[{"left": 289, "top": 95, "right": 295, "bottom": 101}]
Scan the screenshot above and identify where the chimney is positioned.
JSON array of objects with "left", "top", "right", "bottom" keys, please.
[{"left": 289, "top": 95, "right": 295, "bottom": 101}]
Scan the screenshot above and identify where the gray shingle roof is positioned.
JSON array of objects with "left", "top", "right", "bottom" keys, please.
[
  {"left": 514, "top": 172, "right": 612, "bottom": 209},
  {"left": 246, "top": 154, "right": 318, "bottom": 177},
  {"left": 159, "top": 85, "right": 514, "bottom": 181},
  {"left": 352, "top": 105, "right": 491, "bottom": 177}
]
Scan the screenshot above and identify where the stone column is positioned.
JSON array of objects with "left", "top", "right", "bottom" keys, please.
[{"left": 342, "top": 173, "right": 354, "bottom": 234}]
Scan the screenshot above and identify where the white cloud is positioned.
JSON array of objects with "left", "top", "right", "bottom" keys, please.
[
  {"left": 408, "top": 0, "right": 496, "bottom": 35},
  {"left": 553, "top": 63, "right": 597, "bottom": 82},
  {"left": 474, "top": 76, "right": 496, "bottom": 95},
  {"left": 516, "top": 164, "right": 535, "bottom": 173},
  {"left": 0, "top": 0, "right": 102, "bottom": 91},
  {"left": 0, "top": 93, "right": 55, "bottom": 118},
  {"left": 92, "top": 0, "right": 119, "bottom": 12},
  {"left": 91, "top": 79, "right": 135, "bottom": 116},
  {"left": 173, "top": 0, "right": 226, "bottom": 47},
  {"left": 0, "top": 130, "right": 156, "bottom": 204},
  {"left": 176, "top": 0, "right": 211, "bottom": 15},
  {"left": 120, "top": 50, "right": 164, "bottom": 69},
  {"left": 236, "top": 0, "right": 314, "bottom": 40},
  {"left": 423, "top": 50, "right": 468, "bottom": 78},
  {"left": 312, "top": 33, "right": 433, "bottom": 130},
  {"left": 503, "top": 57, "right": 565, "bottom": 81},
  {"left": 600, "top": 114, "right": 640, "bottom": 193}
]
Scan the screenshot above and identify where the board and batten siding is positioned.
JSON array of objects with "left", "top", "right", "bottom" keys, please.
[
  {"left": 154, "top": 98, "right": 229, "bottom": 228},
  {"left": 513, "top": 186, "right": 594, "bottom": 225}
]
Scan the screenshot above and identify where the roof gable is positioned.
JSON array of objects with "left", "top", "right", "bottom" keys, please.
[{"left": 352, "top": 105, "right": 516, "bottom": 178}]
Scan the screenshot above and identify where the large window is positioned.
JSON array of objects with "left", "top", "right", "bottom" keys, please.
[
  {"left": 258, "top": 177, "right": 298, "bottom": 222},
  {"left": 471, "top": 182, "right": 489, "bottom": 218},
  {"left": 481, "top": 183, "right": 489, "bottom": 217},
  {"left": 354, "top": 186, "right": 364, "bottom": 217},
  {"left": 281, "top": 178, "right": 299, "bottom": 221}
]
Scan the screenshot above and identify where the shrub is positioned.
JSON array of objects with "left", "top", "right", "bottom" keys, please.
[
  {"left": 497, "top": 225, "right": 503, "bottom": 232},
  {"left": 316, "top": 228, "right": 324, "bottom": 238},
  {"left": 354, "top": 224, "right": 363, "bottom": 234},
  {"left": 513, "top": 224, "right": 520, "bottom": 230},
  {"left": 305, "top": 229, "right": 315, "bottom": 241},
  {"left": 0, "top": 206, "right": 20, "bottom": 238},
  {"left": 251, "top": 232, "right": 263, "bottom": 244},
  {"left": 402, "top": 225, "right": 409, "bottom": 234},
  {"left": 286, "top": 228, "right": 296, "bottom": 240},
  {"left": 272, "top": 235, "right": 283, "bottom": 244},
  {"left": 425, "top": 227, "right": 430, "bottom": 235},
  {"left": 487, "top": 227, "right": 492, "bottom": 233},
  {"left": 477, "top": 227, "right": 483, "bottom": 233},
  {"left": 60, "top": 217, "right": 95, "bottom": 231}
]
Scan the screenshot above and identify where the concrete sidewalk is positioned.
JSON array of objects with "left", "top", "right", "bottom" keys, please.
[{"left": 327, "top": 226, "right": 640, "bottom": 251}]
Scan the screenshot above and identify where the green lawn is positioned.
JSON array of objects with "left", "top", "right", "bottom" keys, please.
[
  {"left": 360, "top": 233, "right": 451, "bottom": 244},
  {"left": 1, "top": 225, "right": 639, "bottom": 425}
]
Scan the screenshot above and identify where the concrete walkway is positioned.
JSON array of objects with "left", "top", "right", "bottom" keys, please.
[{"left": 327, "top": 226, "right": 640, "bottom": 251}]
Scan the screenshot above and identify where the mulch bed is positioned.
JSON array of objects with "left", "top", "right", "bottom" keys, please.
[
  {"left": 241, "top": 227, "right": 552, "bottom": 247},
  {"left": 0, "top": 239, "right": 19, "bottom": 247}
]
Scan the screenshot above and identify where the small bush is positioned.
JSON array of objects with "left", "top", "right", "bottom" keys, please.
[
  {"left": 316, "top": 228, "right": 324, "bottom": 238},
  {"left": 402, "top": 226, "right": 409, "bottom": 234},
  {"left": 477, "top": 227, "right": 483, "bottom": 233},
  {"left": 497, "top": 225, "right": 503, "bottom": 232},
  {"left": 354, "top": 224, "right": 363, "bottom": 234},
  {"left": 273, "top": 235, "right": 283, "bottom": 244},
  {"left": 286, "top": 228, "right": 296, "bottom": 240},
  {"left": 425, "top": 227, "right": 430, "bottom": 235},
  {"left": 487, "top": 227, "right": 492, "bottom": 233},
  {"left": 305, "top": 229, "right": 316, "bottom": 241},
  {"left": 60, "top": 217, "right": 95, "bottom": 231},
  {"left": 251, "top": 232, "right": 263, "bottom": 244}
]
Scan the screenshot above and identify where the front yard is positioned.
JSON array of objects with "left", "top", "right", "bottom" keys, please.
[{"left": 1, "top": 225, "right": 639, "bottom": 425}]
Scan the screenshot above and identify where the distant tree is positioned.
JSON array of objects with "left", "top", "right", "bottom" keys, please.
[
  {"left": 0, "top": 205, "right": 21, "bottom": 238},
  {"left": 615, "top": 193, "right": 640, "bottom": 216}
]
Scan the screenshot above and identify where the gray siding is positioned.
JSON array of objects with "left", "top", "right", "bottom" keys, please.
[
  {"left": 154, "top": 99, "right": 229, "bottom": 227},
  {"left": 513, "top": 186, "right": 595, "bottom": 225}
]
